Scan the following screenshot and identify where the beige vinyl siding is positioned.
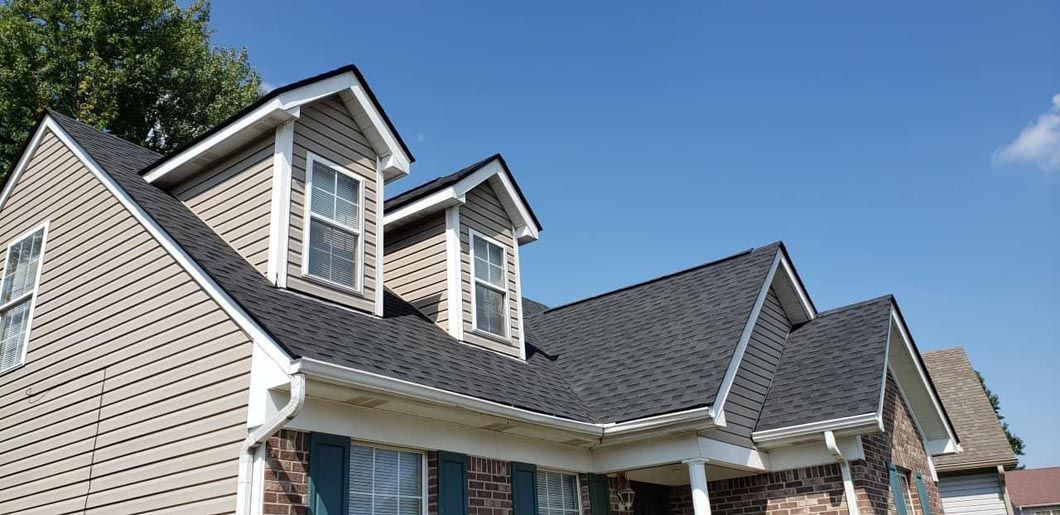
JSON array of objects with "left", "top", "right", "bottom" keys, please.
[
  {"left": 459, "top": 182, "right": 523, "bottom": 356},
  {"left": 175, "top": 136, "right": 274, "bottom": 275},
  {"left": 384, "top": 212, "right": 449, "bottom": 327},
  {"left": 709, "top": 288, "right": 791, "bottom": 447},
  {"left": 0, "top": 129, "right": 252, "bottom": 514},
  {"left": 287, "top": 95, "right": 379, "bottom": 313}
]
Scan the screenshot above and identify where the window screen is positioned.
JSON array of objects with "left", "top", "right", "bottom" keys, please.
[
  {"left": 306, "top": 159, "right": 361, "bottom": 289},
  {"left": 0, "top": 227, "right": 45, "bottom": 372},
  {"left": 348, "top": 444, "right": 424, "bottom": 515},
  {"left": 536, "top": 470, "right": 579, "bottom": 515}
]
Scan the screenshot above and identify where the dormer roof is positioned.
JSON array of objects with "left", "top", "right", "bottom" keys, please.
[
  {"left": 141, "top": 64, "right": 414, "bottom": 187},
  {"left": 384, "top": 154, "right": 542, "bottom": 243}
]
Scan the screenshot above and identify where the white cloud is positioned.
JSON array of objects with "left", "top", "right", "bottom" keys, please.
[{"left": 993, "top": 94, "right": 1060, "bottom": 172}]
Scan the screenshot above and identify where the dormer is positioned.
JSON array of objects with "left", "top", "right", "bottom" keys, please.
[
  {"left": 142, "top": 66, "right": 414, "bottom": 317},
  {"left": 383, "top": 155, "right": 541, "bottom": 358}
]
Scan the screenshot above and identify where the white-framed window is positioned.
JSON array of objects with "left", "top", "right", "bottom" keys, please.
[
  {"left": 469, "top": 230, "right": 508, "bottom": 339},
  {"left": 0, "top": 223, "right": 48, "bottom": 374},
  {"left": 348, "top": 442, "right": 426, "bottom": 515},
  {"left": 302, "top": 153, "right": 365, "bottom": 292},
  {"left": 536, "top": 469, "right": 581, "bottom": 515}
]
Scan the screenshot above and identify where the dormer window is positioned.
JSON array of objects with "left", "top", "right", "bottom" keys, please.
[
  {"left": 470, "top": 231, "right": 508, "bottom": 339},
  {"left": 303, "top": 153, "right": 364, "bottom": 292}
]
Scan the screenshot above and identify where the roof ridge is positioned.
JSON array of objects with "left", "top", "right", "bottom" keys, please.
[
  {"left": 816, "top": 294, "right": 894, "bottom": 317},
  {"left": 541, "top": 242, "right": 781, "bottom": 314},
  {"left": 922, "top": 346, "right": 966, "bottom": 356}
]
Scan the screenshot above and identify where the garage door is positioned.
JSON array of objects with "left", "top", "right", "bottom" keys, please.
[{"left": 939, "top": 473, "right": 1008, "bottom": 515}]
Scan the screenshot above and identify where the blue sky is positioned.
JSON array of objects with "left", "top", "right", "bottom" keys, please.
[{"left": 208, "top": 1, "right": 1059, "bottom": 467}]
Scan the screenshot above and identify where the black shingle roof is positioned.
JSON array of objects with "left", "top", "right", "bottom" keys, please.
[
  {"left": 526, "top": 245, "right": 779, "bottom": 422},
  {"left": 39, "top": 111, "right": 904, "bottom": 431},
  {"left": 755, "top": 295, "right": 894, "bottom": 431}
]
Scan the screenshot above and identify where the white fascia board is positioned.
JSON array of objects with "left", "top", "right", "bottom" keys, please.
[
  {"left": 779, "top": 253, "right": 816, "bottom": 320},
  {"left": 384, "top": 158, "right": 539, "bottom": 242},
  {"left": 146, "top": 71, "right": 410, "bottom": 185},
  {"left": 709, "top": 251, "right": 781, "bottom": 420},
  {"left": 293, "top": 357, "right": 716, "bottom": 443},
  {"left": 40, "top": 117, "right": 295, "bottom": 376},
  {"left": 888, "top": 308, "right": 960, "bottom": 450},
  {"left": 751, "top": 412, "right": 883, "bottom": 448}
]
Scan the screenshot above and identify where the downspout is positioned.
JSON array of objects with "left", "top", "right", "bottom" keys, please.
[
  {"left": 825, "top": 430, "right": 860, "bottom": 515},
  {"left": 237, "top": 373, "right": 307, "bottom": 515}
]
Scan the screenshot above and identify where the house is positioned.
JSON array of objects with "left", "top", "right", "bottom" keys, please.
[
  {"left": 1006, "top": 468, "right": 1060, "bottom": 515},
  {"left": 922, "top": 348, "right": 1019, "bottom": 515},
  {"left": 0, "top": 65, "right": 962, "bottom": 515}
]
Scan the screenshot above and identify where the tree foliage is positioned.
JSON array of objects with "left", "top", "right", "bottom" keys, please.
[
  {"left": 0, "top": 0, "right": 261, "bottom": 175},
  {"left": 975, "top": 370, "right": 1025, "bottom": 457}
]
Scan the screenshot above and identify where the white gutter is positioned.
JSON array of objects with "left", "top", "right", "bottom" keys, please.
[
  {"left": 236, "top": 373, "right": 306, "bottom": 515},
  {"left": 753, "top": 412, "right": 882, "bottom": 447},
  {"left": 824, "top": 430, "right": 859, "bottom": 515},
  {"left": 294, "top": 358, "right": 715, "bottom": 442}
]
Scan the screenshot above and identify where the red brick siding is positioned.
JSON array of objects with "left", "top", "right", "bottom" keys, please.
[
  {"left": 851, "top": 374, "right": 943, "bottom": 515},
  {"left": 264, "top": 429, "right": 310, "bottom": 515},
  {"left": 667, "top": 465, "right": 847, "bottom": 515},
  {"left": 467, "top": 456, "right": 513, "bottom": 515}
]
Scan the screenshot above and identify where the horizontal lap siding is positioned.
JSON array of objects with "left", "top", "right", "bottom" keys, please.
[
  {"left": 384, "top": 213, "right": 449, "bottom": 326},
  {"left": 175, "top": 136, "right": 274, "bottom": 276},
  {"left": 288, "top": 96, "right": 379, "bottom": 313},
  {"left": 459, "top": 182, "right": 523, "bottom": 356},
  {"left": 0, "top": 130, "right": 252, "bottom": 514},
  {"left": 711, "top": 289, "right": 790, "bottom": 447}
]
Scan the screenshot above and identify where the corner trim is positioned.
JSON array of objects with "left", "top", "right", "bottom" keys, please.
[
  {"left": 267, "top": 119, "right": 296, "bottom": 287},
  {"left": 444, "top": 206, "right": 464, "bottom": 339}
]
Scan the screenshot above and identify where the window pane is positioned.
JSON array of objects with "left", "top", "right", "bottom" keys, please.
[
  {"left": 488, "top": 243, "right": 503, "bottom": 267},
  {"left": 0, "top": 301, "right": 30, "bottom": 371},
  {"left": 2, "top": 229, "right": 44, "bottom": 303},
  {"left": 475, "top": 284, "right": 505, "bottom": 336},
  {"left": 336, "top": 172, "right": 359, "bottom": 204},
  {"left": 313, "top": 162, "right": 337, "bottom": 194},
  {"left": 308, "top": 219, "right": 358, "bottom": 287},
  {"left": 311, "top": 189, "right": 336, "bottom": 220},
  {"left": 536, "top": 471, "right": 579, "bottom": 515},
  {"left": 349, "top": 444, "right": 423, "bottom": 515},
  {"left": 474, "top": 255, "right": 490, "bottom": 282}
]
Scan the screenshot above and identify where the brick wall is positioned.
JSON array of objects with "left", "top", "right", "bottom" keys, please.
[
  {"left": 667, "top": 465, "right": 847, "bottom": 515},
  {"left": 851, "top": 374, "right": 942, "bottom": 515},
  {"left": 467, "top": 456, "right": 513, "bottom": 515},
  {"left": 264, "top": 429, "right": 310, "bottom": 515}
]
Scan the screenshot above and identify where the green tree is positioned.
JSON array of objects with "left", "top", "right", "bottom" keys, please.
[
  {"left": 0, "top": 0, "right": 261, "bottom": 175},
  {"left": 975, "top": 370, "right": 1026, "bottom": 457}
]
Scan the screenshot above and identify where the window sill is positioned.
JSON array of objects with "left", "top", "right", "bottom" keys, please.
[
  {"left": 469, "top": 328, "right": 512, "bottom": 345},
  {"left": 300, "top": 272, "right": 365, "bottom": 298}
]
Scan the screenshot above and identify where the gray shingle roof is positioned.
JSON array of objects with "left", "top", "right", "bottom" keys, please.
[
  {"left": 525, "top": 244, "right": 780, "bottom": 423},
  {"left": 756, "top": 295, "right": 894, "bottom": 431},
  {"left": 922, "top": 347, "right": 1017, "bottom": 471}
]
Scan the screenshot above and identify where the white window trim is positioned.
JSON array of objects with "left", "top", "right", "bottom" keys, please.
[
  {"left": 300, "top": 152, "right": 366, "bottom": 295},
  {"left": 0, "top": 220, "right": 49, "bottom": 376},
  {"left": 468, "top": 228, "right": 511, "bottom": 341},
  {"left": 535, "top": 467, "right": 584, "bottom": 515},
  {"left": 349, "top": 439, "right": 429, "bottom": 515}
]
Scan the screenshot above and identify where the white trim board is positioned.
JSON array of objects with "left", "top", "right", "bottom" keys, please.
[
  {"left": 384, "top": 157, "right": 539, "bottom": 244},
  {"left": 266, "top": 119, "right": 295, "bottom": 287},
  {"left": 144, "top": 70, "right": 411, "bottom": 186}
]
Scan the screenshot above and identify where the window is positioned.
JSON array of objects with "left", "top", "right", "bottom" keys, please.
[
  {"left": 304, "top": 155, "right": 363, "bottom": 291},
  {"left": 897, "top": 474, "right": 916, "bottom": 515},
  {"left": 348, "top": 443, "right": 424, "bottom": 515},
  {"left": 470, "top": 231, "right": 508, "bottom": 338},
  {"left": 0, "top": 225, "right": 47, "bottom": 373},
  {"left": 536, "top": 470, "right": 580, "bottom": 515}
]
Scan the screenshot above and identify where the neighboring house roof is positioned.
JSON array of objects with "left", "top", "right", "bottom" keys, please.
[
  {"left": 922, "top": 347, "right": 1018, "bottom": 471},
  {"left": 525, "top": 244, "right": 779, "bottom": 423},
  {"left": 756, "top": 295, "right": 894, "bottom": 431},
  {"left": 1006, "top": 467, "right": 1060, "bottom": 508}
]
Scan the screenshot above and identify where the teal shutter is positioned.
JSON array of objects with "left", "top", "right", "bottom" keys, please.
[
  {"left": 511, "top": 462, "right": 538, "bottom": 515},
  {"left": 438, "top": 451, "right": 469, "bottom": 515},
  {"left": 888, "top": 463, "right": 908, "bottom": 515},
  {"left": 915, "top": 473, "right": 933, "bottom": 515},
  {"left": 308, "top": 432, "right": 350, "bottom": 515},
  {"left": 588, "top": 474, "right": 610, "bottom": 515}
]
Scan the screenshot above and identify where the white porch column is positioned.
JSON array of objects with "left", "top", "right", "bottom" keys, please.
[{"left": 683, "top": 458, "right": 712, "bottom": 515}]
